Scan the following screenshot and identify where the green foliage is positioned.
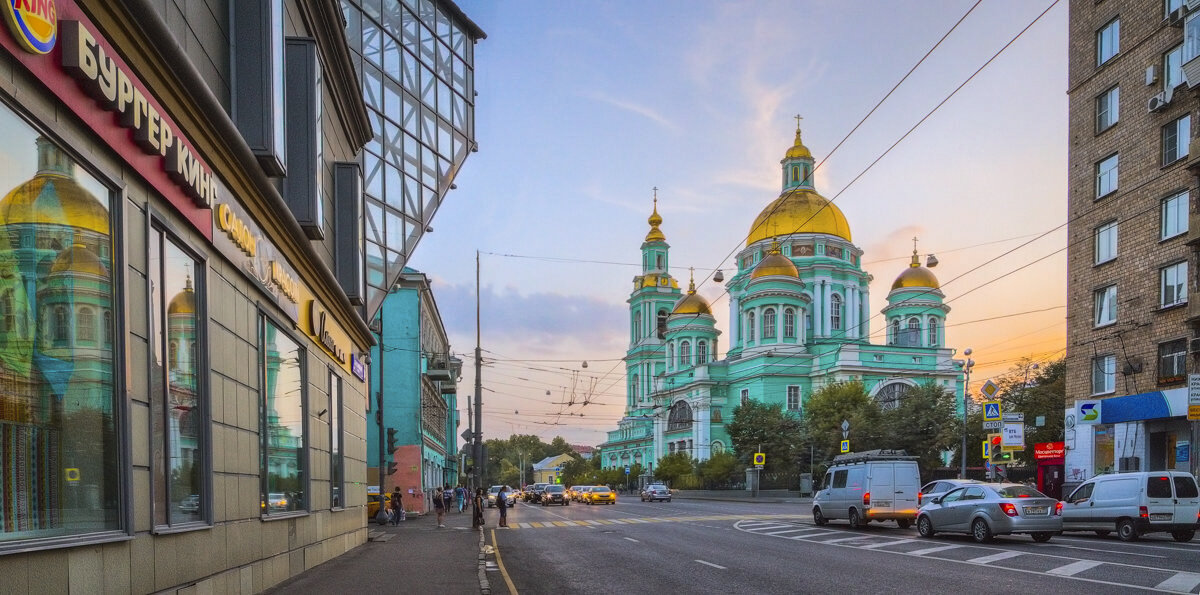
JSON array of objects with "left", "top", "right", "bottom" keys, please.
[
  {"left": 496, "top": 458, "right": 520, "bottom": 487},
  {"left": 994, "top": 358, "right": 1066, "bottom": 463},
  {"left": 725, "top": 399, "right": 805, "bottom": 473},
  {"left": 654, "top": 452, "right": 695, "bottom": 485},
  {"left": 880, "top": 382, "right": 959, "bottom": 474},
  {"left": 698, "top": 451, "right": 740, "bottom": 485},
  {"left": 482, "top": 433, "right": 583, "bottom": 486},
  {"left": 560, "top": 454, "right": 599, "bottom": 487},
  {"left": 803, "top": 381, "right": 881, "bottom": 462}
]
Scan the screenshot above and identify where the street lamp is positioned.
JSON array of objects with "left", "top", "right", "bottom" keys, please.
[{"left": 960, "top": 348, "right": 975, "bottom": 479}]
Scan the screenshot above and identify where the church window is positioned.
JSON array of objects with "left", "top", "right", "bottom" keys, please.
[
  {"left": 904, "top": 317, "right": 920, "bottom": 347},
  {"left": 830, "top": 294, "right": 843, "bottom": 331},
  {"left": 150, "top": 223, "right": 209, "bottom": 527},
  {"left": 78, "top": 308, "right": 95, "bottom": 342},
  {"left": 667, "top": 400, "right": 693, "bottom": 431},
  {"left": 712, "top": 440, "right": 724, "bottom": 453},
  {"left": 762, "top": 308, "right": 777, "bottom": 339},
  {"left": 0, "top": 290, "right": 11, "bottom": 333},
  {"left": 805, "top": 309, "right": 813, "bottom": 339},
  {"left": 890, "top": 319, "right": 900, "bottom": 345},
  {"left": 786, "top": 386, "right": 801, "bottom": 411},
  {"left": 632, "top": 375, "right": 639, "bottom": 402},
  {"left": 53, "top": 306, "right": 68, "bottom": 342},
  {"left": 680, "top": 341, "right": 691, "bottom": 367},
  {"left": 747, "top": 311, "right": 756, "bottom": 342},
  {"left": 783, "top": 308, "right": 795, "bottom": 338},
  {"left": 791, "top": 165, "right": 799, "bottom": 183},
  {"left": 657, "top": 310, "right": 668, "bottom": 339},
  {"left": 667, "top": 343, "right": 675, "bottom": 368},
  {"left": 740, "top": 388, "right": 750, "bottom": 405},
  {"left": 104, "top": 310, "right": 113, "bottom": 344},
  {"left": 697, "top": 340, "right": 708, "bottom": 363},
  {"left": 656, "top": 254, "right": 663, "bottom": 269},
  {"left": 875, "top": 382, "right": 910, "bottom": 410},
  {"left": 928, "top": 317, "right": 938, "bottom": 347}
]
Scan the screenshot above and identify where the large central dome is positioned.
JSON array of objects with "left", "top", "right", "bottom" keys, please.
[{"left": 747, "top": 190, "right": 852, "bottom": 245}]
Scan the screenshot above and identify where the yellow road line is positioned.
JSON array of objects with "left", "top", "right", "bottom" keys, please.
[
  {"left": 530, "top": 522, "right": 545, "bottom": 528},
  {"left": 490, "top": 529, "right": 519, "bottom": 595},
  {"left": 552, "top": 521, "right": 568, "bottom": 527}
]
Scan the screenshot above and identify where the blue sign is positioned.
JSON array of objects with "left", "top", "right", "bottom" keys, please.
[
  {"left": 351, "top": 353, "right": 366, "bottom": 381},
  {"left": 1178, "top": 442, "right": 1190, "bottom": 464},
  {"left": 624, "top": 465, "right": 630, "bottom": 475},
  {"left": 983, "top": 402, "right": 1001, "bottom": 421}
]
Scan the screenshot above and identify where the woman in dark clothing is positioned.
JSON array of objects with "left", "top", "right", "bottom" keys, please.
[
  {"left": 472, "top": 488, "right": 485, "bottom": 529},
  {"left": 497, "top": 486, "right": 508, "bottom": 527}
]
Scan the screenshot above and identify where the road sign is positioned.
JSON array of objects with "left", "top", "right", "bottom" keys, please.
[
  {"left": 1190, "top": 374, "right": 1200, "bottom": 420},
  {"left": 980, "top": 379, "right": 1000, "bottom": 399},
  {"left": 1002, "top": 422, "right": 1024, "bottom": 451},
  {"left": 461, "top": 429, "right": 472, "bottom": 442},
  {"left": 753, "top": 452, "right": 766, "bottom": 466},
  {"left": 983, "top": 401, "right": 1002, "bottom": 422},
  {"left": 65, "top": 468, "right": 80, "bottom": 482},
  {"left": 982, "top": 440, "right": 991, "bottom": 460},
  {"left": 839, "top": 440, "right": 850, "bottom": 454},
  {"left": 1003, "top": 412, "right": 1024, "bottom": 422},
  {"left": 624, "top": 465, "right": 630, "bottom": 475},
  {"left": 982, "top": 420, "right": 1002, "bottom": 430}
]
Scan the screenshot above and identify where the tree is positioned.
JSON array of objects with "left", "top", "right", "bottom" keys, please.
[
  {"left": 549, "top": 436, "right": 574, "bottom": 456},
  {"left": 879, "top": 382, "right": 958, "bottom": 475},
  {"left": 654, "top": 452, "right": 695, "bottom": 486},
  {"left": 804, "top": 381, "right": 882, "bottom": 464},
  {"left": 496, "top": 458, "right": 520, "bottom": 487},
  {"left": 698, "top": 451, "right": 740, "bottom": 487},
  {"left": 995, "top": 358, "right": 1066, "bottom": 463},
  {"left": 560, "top": 454, "right": 596, "bottom": 487},
  {"left": 725, "top": 400, "right": 805, "bottom": 473}
]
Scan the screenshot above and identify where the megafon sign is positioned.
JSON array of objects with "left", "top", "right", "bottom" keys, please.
[{"left": 3, "top": 0, "right": 57, "bottom": 55}]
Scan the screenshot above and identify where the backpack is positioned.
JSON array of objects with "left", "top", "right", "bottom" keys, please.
[{"left": 443, "top": 489, "right": 454, "bottom": 503}]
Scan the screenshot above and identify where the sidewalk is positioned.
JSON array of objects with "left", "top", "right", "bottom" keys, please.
[
  {"left": 673, "top": 489, "right": 814, "bottom": 505},
  {"left": 263, "top": 505, "right": 496, "bottom": 595}
]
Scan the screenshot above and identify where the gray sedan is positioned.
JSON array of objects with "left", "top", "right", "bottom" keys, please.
[{"left": 916, "top": 483, "right": 1062, "bottom": 543}]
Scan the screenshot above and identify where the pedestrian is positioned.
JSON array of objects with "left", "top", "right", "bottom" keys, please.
[
  {"left": 472, "top": 487, "right": 485, "bottom": 530},
  {"left": 433, "top": 485, "right": 447, "bottom": 527},
  {"left": 389, "top": 487, "right": 403, "bottom": 525},
  {"left": 456, "top": 485, "right": 466, "bottom": 513},
  {"left": 497, "top": 485, "right": 508, "bottom": 528}
]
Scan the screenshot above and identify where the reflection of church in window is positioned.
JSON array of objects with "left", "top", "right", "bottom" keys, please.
[
  {"left": 0, "top": 137, "right": 116, "bottom": 534},
  {"left": 166, "top": 276, "right": 200, "bottom": 469}
]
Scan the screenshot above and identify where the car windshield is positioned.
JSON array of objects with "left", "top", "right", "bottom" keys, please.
[
  {"left": 488, "top": 486, "right": 502, "bottom": 493},
  {"left": 594, "top": 487, "right": 611, "bottom": 493},
  {"left": 994, "top": 486, "right": 1046, "bottom": 498},
  {"left": 547, "top": 486, "right": 564, "bottom": 492}
]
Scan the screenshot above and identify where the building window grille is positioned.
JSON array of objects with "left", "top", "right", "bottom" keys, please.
[
  {"left": 786, "top": 386, "right": 800, "bottom": 411},
  {"left": 783, "top": 308, "right": 795, "bottom": 338},
  {"left": 830, "top": 294, "right": 843, "bottom": 331}
]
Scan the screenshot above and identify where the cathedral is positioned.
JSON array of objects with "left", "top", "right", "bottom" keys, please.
[{"left": 598, "top": 125, "right": 966, "bottom": 472}]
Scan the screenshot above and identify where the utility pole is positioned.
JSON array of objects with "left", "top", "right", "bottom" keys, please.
[
  {"left": 473, "top": 250, "right": 484, "bottom": 489},
  {"left": 375, "top": 308, "right": 386, "bottom": 498}
]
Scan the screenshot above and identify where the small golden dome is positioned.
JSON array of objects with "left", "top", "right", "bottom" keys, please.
[
  {"left": 169, "top": 277, "right": 197, "bottom": 315},
  {"left": 645, "top": 195, "right": 665, "bottom": 243},
  {"left": 672, "top": 271, "right": 712, "bottom": 315},
  {"left": 751, "top": 243, "right": 799, "bottom": 279},
  {"left": 892, "top": 249, "right": 940, "bottom": 290},
  {"left": 0, "top": 138, "right": 110, "bottom": 236},
  {"left": 50, "top": 244, "right": 107, "bottom": 276},
  {"left": 783, "top": 127, "right": 812, "bottom": 161},
  {"left": 747, "top": 189, "right": 851, "bottom": 245},
  {"left": 639, "top": 274, "right": 679, "bottom": 289}
]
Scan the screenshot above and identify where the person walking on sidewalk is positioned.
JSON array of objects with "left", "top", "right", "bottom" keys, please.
[
  {"left": 472, "top": 487, "right": 485, "bottom": 530},
  {"left": 496, "top": 485, "right": 509, "bottom": 528},
  {"left": 389, "top": 487, "right": 403, "bottom": 525},
  {"left": 433, "top": 485, "right": 447, "bottom": 527},
  {"left": 455, "top": 485, "right": 465, "bottom": 513}
]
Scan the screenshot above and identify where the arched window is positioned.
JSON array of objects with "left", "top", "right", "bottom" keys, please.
[
  {"left": 928, "top": 317, "right": 938, "bottom": 347},
  {"left": 54, "top": 306, "right": 68, "bottom": 342},
  {"left": 712, "top": 441, "right": 725, "bottom": 454},
  {"left": 680, "top": 341, "right": 691, "bottom": 367},
  {"left": 747, "top": 311, "right": 756, "bottom": 342},
  {"left": 656, "top": 310, "right": 667, "bottom": 339},
  {"left": 905, "top": 317, "right": 920, "bottom": 347},
  {"left": 632, "top": 374, "right": 639, "bottom": 402},
  {"left": 697, "top": 340, "right": 708, "bottom": 363},
  {"left": 791, "top": 165, "right": 799, "bottom": 182},
  {"left": 170, "top": 340, "right": 179, "bottom": 368},
  {"left": 667, "top": 343, "right": 674, "bottom": 368},
  {"left": 875, "top": 382, "right": 911, "bottom": 410},
  {"left": 890, "top": 319, "right": 900, "bottom": 345},
  {"left": 104, "top": 310, "right": 113, "bottom": 344},
  {"left": 78, "top": 308, "right": 95, "bottom": 342},
  {"left": 667, "top": 401, "right": 693, "bottom": 431},
  {"left": 830, "top": 294, "right": 843, "bottom": 331},
  {"left": 762, "top": 308, "right": 777, "bottom": 338},
  {"left": 656, "top": 254, "right": 663, "bottom": 269},
  {"left": 783, "top": 308, "right": 795, "bottom": 338}
]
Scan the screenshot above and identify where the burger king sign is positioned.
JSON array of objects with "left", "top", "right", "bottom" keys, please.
[{"left": 4, "top": 0, "right": 57, "bottom": 55}]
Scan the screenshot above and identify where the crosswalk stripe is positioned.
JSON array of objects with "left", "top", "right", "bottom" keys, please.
[
  {"left": 530, "top": 522, "right": 545, "bottom": 528},
  {"left": 789, "top": 531, "right": 841, "bottom": 539},
  {"left": 859, "top": 539, "right": 918, "bottom": 550},
  {"left": 1046, "top": 560, "right": 1102, "bottom": 577},
  {"left": 552, "top": 521, "right": 569, "bottom": 527},
  {"left": 586, "top": 520, "right": 604, "bottom": 526},
  {"left": 968, "top": 551, "right": 1022, "bottom": 564},
  {"left": 820, "top": 535, "right": 874, "bottom": 544},
  {"left": 1154, "top": 572, "right": 1200, "bottom": 592},
  {"left": 906, "top": 545, "right": 962, "bottom": 556}
]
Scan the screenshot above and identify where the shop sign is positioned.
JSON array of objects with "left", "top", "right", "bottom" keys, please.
[
  {"left": 1189, "top": 374, "right": 1200, "bottom": 421},
  {"left": 1177, "top": 441, "right": 1190, "bottom": 464},
  {"left": 3, "top": 0, "right": 57, "bottom": 54},
  {"left": 299, "top": 299, "right": 358, "bottom": 378},
  {"left": 350, "top": 353, "right": 366, "bottom": 381},
  {"left": 212, "top": 199, "right": 299, "bottom": 322},
  {"left": 1076, "top": 400, "right": 1102, "bottom": 424},
  {"left": 1034, "top": 442, "right": 1065, "bottom": 460}
]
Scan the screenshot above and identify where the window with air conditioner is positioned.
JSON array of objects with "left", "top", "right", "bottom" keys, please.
[
  {"left": 1165, "top": 44, "right": 1185, "bottom": 90},
  {"left": 1097, "top": 18, "right": 1120, "bottom": 66},
  {"left": 1094, "top": 220, "right": 1117, "bottom": 264},
  {"left": 1163, "top": 115, "right": 1191, "bottom": 165},
  {"left": 1161, "top": 191, "right": 1189, "bottom": 240},
  {"left": 1095, "top": 154, "right": 1118, "bottom": 198},
  {"left": 1160, "top": 261, "right": 1188, "bottom": 307},
  {"left": 1096, "top": 86, "right": 1119, "bottom": 132},
  {"left": 1094, "top": 284, "right": 1117, "bottom": 327},
  {"left": 1092, "top": 354, "right": 1116, "bottom": 395},
  {"left": 1157, "top": 339, "right": 1187, "bottom": 385}
]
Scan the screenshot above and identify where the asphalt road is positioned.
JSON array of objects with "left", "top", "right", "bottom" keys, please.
[{"left": 488, "top": 497, "right": 1200, "bottom": 594}]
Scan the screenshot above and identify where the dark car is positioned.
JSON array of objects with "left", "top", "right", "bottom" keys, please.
[
  {"left": 523, "top": 483, "right": 546, "bottom": 502},
  {"left": 530, "top": 483, "right": 552, "bottom": 503},
  {"left": 541, "top": 484, "right": 569, "bottom": 506}
]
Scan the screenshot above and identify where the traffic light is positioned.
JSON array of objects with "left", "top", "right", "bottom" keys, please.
[
  {"left": 988, "top": 434, "right": 1013, "bottom": 463},
  {"left": 386, "top": 461, "right": 397, "bottom": 476},
  {"left": 386, "top": 428, "right": 398, "bottom": 452}
]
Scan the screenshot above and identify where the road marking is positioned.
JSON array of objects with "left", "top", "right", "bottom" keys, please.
[
  {"left": 764, "top": 529, "right": 816, "bottom": 536},
  {"left": 530, "top": 522, "right": 546, "bottom": 528},
  {"left": 1046, "top": 560, "right": 1103, "bottom": 577},
  {"left": 695, "top": 560, "right": 726, "bottom": 570},
  {"left": 789, "top": 531, "right": 841, "bottom": 539},
  {"left": 860, "top": 539, "right": 918, "bottom": 550},
  {"left": 516, "top": 523, "right": 531, "bottom": 529},
  {"left": 489, "top": 529, "right": 519, "bottom": 595},
  {"left": 1155, "top": 572, "right": 1200, "bottom": 592},
  {"left": 624, "top": 537, "right": 639, "bottom": 543},
  {"left": 585, "top": 520, "right": 604, "bottom": 526},
  {"left": 968, "top": 551, "right": 1023, "bottom": 564},
  {"left": 821, "top": 535, "right": 874, "bottom": 544},
  {"left": 551, "top": 521, "right": 569, "bottom": 527},
  {"left": 747, "top": 524, "right": 794, "bottom": 532},
  {"left": 907, "top": 545, "right": 962, "bottom": 556}
]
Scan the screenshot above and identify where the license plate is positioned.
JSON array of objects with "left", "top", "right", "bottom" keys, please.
[
  {"left": 1150, "top": 513, "right": 1172, "bottom": 521},
  {"left": 874, "top": 500, "right": 892, "bottom": 508},
  {"left": 1023, "top": 506, "right": 1047, "bottom": 515}
]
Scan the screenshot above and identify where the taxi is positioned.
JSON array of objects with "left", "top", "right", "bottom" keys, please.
[
  {"left": 367, "top": 489, "right": 391, "bottom": 519},
  {"left": 586, "top": 486, "right": 616, "bottom": 505}
]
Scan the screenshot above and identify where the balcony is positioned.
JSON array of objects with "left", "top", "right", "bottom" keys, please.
[{"left": 425, "top": 357, "right": 452, "bottom": 381}]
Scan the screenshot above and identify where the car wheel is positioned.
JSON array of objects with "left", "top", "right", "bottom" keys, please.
[
  {"left": 1031, "top": 532, "right": 1053, "bottom": 543},
  {"left": 848, "top": 508, "right": 862, "bottom": 529},
  {"left": 1117, "top": 519, "right": 1140, "bottom": 542},
  {"left": 971, "top": 518, "right": 993, "bottom": 543},
  {"left": 1172, "top": 530, "right": 1195, "bottom": 542},
  {"left": 897, "top": 519, "right": 912, "bottom": 530},
  {"left": 1094, "top": 530, "right": 1110, "bottom": 537},
  {"left": 917, "top": 515, "right": 934, "bottom": 538},
  {"left": 813, "top": 507, "right": 827, "bottom": 526}
]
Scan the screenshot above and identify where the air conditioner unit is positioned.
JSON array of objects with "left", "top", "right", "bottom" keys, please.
[
  {"left": 1148, "top": 92, "right": 1169, "bottom": 113},
  {"left": 1118, "top": 456, "right": 1141, "bottom": 472},
  {"left": 1169, "top": 6, "right": 1187, "bottom": 26}
]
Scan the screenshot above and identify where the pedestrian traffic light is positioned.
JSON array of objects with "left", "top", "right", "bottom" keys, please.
[
  {"left": 387, "top": 428, "right": 398, "bottom": 452},
  {"left": 386, "top": 461, "right": 397, "bottom": 476}
]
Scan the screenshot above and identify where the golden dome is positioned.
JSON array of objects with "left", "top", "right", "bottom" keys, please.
[
  {"left": 645, "top": 196, "right": 665, "bottom": 243},
  {"left": 50, "top": 244, "right": 107, "bottom": 276},
  {"left": 892, "top": 249, "right": 940, "bottom": 290},
  {"left": 0, "top": 138, "right": 110, "bottom": 236},
  {"left": 783, "top": 127, "right": 812, "bottom": 161},
  {"left": 169, "top": 277, "right": 197, "bottom": 315},
  {"left": 751, "top": 242, "right": 799, "bottom": 279},
  {"left": 639, "top": 273, "right": 679, "bottom": 289},
  {"left": 672, "top": 272, "right": 711, "bottom": 315},
  {"left": 747, "top": 189, "right": 851, "bottom": 245}
]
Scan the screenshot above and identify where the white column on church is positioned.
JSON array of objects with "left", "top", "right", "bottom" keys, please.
[
  {"left": 653, "top": 417, "right": 664, "bottom": 461},
  {"left": 730, "top": 296, "right": 739, "bottom": 346},
  {"left": 861, "top": 288, "right": 870, "bottom": 337},
  {"left": 695, "top": 402, "right": 711, "bottom": 461},
  {"left": 822, "top": 281, "right": 832, "bottom": 338}
]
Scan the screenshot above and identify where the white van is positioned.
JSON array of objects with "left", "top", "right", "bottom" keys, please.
[
  {"left": 1060, "top": 471, "right": 1200, "bottom": 542},
  {"left": 813, "top": 450, "right": 921, "bottom": 529}
]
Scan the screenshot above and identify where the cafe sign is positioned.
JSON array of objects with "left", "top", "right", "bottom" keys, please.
[
  {"left": 1034, "top": 442, "right": 1065, "bottom": 460},
  {"left": 212, "top": 199, "right": 300, "bottom": 322},
  {"left": 301, "top": 300, "right": 359, "bottom": 378}
]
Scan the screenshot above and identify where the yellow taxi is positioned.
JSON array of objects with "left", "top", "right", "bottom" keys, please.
[
  {"left": 566, "top": 486, "right": 578, "bottom": 500},
  {"left": 586, "top": 486, "right": 616, "bottom": 505},
  {"left": 367, "top": 489, "right": 392, "bottom": 519}
]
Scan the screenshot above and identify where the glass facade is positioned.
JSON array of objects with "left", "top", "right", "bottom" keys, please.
[
  {"left": 0, "top": 103, "right": 121, "bottom": 543},
  {"left": 260, "top": 318, "right": 306, "bottom": 514},
  {"left": 343, "top": 0, "right": 481, "bottom": 319}
]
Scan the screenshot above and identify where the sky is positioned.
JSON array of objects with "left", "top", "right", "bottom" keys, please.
[{"left": 409, "top": 0, "right": 1070, "bottom": 447}]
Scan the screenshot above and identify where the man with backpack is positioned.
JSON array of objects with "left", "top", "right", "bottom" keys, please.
[{"left": 433, "top": 484, "right": 451, "bottom": 527}]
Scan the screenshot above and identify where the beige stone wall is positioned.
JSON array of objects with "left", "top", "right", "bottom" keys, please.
[{"left": 1066, "top": 0, "right": 1196, "bottom": 404}]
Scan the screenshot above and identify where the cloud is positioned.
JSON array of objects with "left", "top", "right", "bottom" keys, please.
[
  {"left": 864, "top": 224, "right": 925, "bottom": 265},
  {"left": 584, "top": 92, "right": 679, "bottom": 132}
]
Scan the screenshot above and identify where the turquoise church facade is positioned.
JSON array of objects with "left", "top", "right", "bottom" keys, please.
[{"left": 598, "top": 127, "right": 966, "bottom": 472}]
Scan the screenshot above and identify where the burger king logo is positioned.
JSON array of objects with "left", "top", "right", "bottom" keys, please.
[{"left": 3, "top": 0, "right": 57, "bottom": 55}]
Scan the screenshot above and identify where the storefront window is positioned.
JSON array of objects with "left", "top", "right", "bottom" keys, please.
[
  {"left": 260, "top": 317, "right": 306, "bottom": 514},
  {"left": 330, "top": 369, "right": 343, "bottom": 509},
  {"left": 149, "top": 226, "right": 205, "bottom": 526},
  {"left": 0, "top": 105, "right": 121, "bottom": 545},
  {"left": 1093, "top": 424, "right": 1115, "bottom": 475}
]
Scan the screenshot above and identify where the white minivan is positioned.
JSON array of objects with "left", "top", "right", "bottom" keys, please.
[
  {"left": 1060, "top": 471, "right": 1200, "bottom": 542},
  {"left": 813, "top": 450, "right": 921, "bottom": 529}
]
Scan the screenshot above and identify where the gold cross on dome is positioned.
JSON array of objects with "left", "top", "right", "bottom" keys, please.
[{"left": 794, "top": 114, "right": 803, "bottom": 129}]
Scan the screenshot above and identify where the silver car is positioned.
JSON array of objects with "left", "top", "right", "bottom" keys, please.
[
  {"left": 917, "top": 483, "right": 1062, "bottom": 543},
  {"left": 919, "top": 479, "right": 982, "bottom": 508},
  {"left": 641, "top": 484, "right": 671, "bottom": 502}
]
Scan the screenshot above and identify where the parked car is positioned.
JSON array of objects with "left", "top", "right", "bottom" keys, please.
[
  {"left": 525, "top": 483, "right": 549, "bottom": 502},
  {"left": 1060, "top": 471, "right": 1200, "bottom": 542},
  {"left": 641, "top": 484, "right": 671, "bottom": 502},
  {"left": 916, "top": 483, "right": 1062, "bottom": 543},
  {"left": 487, "top": 485, "right": 516, "bottom": 508},
  {"left": 813, "top": 450, "right": 921, "bottom": 528},
  {"left": 541, "top": 485, "right": 569, "bottom": 506},
  {"left": 919, "top": 479, "right": 982, "bottom": 508},
  {"left": 366, "top": 489, "right": 390, "bottom": 519},
  {"left": 587, "top": 486, "right": 616, "bottom": 504}
]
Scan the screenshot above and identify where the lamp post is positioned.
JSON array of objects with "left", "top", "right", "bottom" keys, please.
[{"left": 960, "top": 348, "right": 975, "bottom": 479}]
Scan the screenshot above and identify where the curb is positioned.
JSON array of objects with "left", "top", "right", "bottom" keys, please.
[{"left": 478, "top": 528, "right": 490, "bottom": 595}]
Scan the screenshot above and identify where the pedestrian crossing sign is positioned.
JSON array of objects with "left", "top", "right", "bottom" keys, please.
[
  {"left": 839, "top": 440, "right": 850, "bottom": 453},
  {"left": 983, "top": 401, "right": 1002, "bottom": 422}
]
